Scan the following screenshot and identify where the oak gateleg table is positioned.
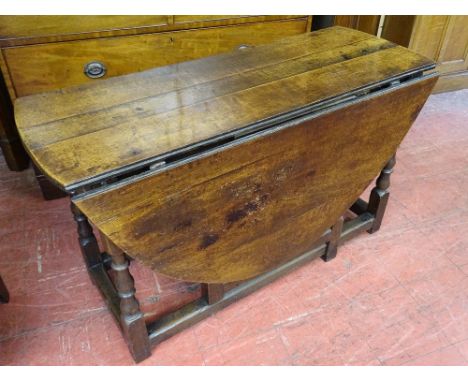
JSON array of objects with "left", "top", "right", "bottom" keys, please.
[{"left": 14, "top": 27, "right": 438, "bottom": 362}]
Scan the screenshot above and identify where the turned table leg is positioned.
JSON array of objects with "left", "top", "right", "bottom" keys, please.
[
  {"left": 322, "top": 215, "right": 344, "bottom": 262},
  {"left": 0, "top": 274, "right": 9, "bottom": 303},
  {"left": 367, "top": 154, "right": 396, "bottom": 234},
  {"left": 103, "top": 237, "right": 151, "bottom": 362},
  {"left": 71, "top": 203, "right": 102, "bottom": 269}
]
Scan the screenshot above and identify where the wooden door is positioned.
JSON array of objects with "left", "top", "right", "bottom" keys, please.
[{"left": 382, "top": 15, "right": 468, "bottom": 93}]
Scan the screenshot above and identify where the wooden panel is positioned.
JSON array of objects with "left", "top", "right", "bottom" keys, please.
[
  {"left": 75, "top": 77, "right": 437, "bottom": 283},
  {"left": 0, "top": 15, "right": 308, "bottom": 48},
  {"left": 383, "top": 15, "right": 468, "bottom": 92},
  {"left": 4, "top": 18, "right": 308, "bottom": 98},
  {"left": 15, "top": 29, "right": 434, "bottom": 189},
  {"left": 174, "top": 15, "right": 246, "bottom": 23},
  {"left": 355, "top": 16, "right": 380, "bottom": 35},
  {"left": 409, "top": 16, "right": 449, "bottom": 61},
  {"left": 0, "top": 16, "right": 169, "bottom": 39},
  {"left": 173, "top": 16, "right": 310, "bottom": 28},
  {"left": 436, "top": 16, "right": 468, "bottom": 74},
  {"left": 438, "top": 16, "right": 468, "bottom": 61},
  {"left": 384, "top": 16, "right": 468, "bottom": 68},
  {"left": 381, "top": 16, "right": 416, "bottom": 48},
  {"left": 334, "top": 16, "right": 359, "bottom": 29},
  {"left": 334, "top": 16, "right": 380, "bottom": 35}
]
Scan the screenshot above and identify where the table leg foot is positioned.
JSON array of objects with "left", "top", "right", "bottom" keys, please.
[
  {"left": 0, "top": 275, "right": 9, "bottom": 303},
  {"left": 202, "top": 283, "right": 225, "bottom": 304},
  {"left": 367, "top": 154, "right": 396, "bottom": 234},
  {"left": 322, "top": 215, "right": 344, "bottom": 262},
  {"left": 104, "top": 237, "right": 152, "bottom": 363}
]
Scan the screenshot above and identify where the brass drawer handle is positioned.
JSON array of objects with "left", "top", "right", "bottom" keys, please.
[
  {"left": 84, "top": 61, "right": 107, "bottom": 79},
  {"left": 237, "top": 44, "right": 252, "bottom": 51}
]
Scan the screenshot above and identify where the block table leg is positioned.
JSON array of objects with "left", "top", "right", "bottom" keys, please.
[
  {"left": 367, "top": 154, "right": 396, "bottom": 233},
  {"left": 202, "top": 283, "right": 225, "bottom": 304},
  {"left": 34, "top": 164, "right": 67, "bottom": 200},
  {"left": 103, "top": 237, "right": 151, "bottom": 363},
  {"left": 322, "top": 215, "right": 344, "bottom": 262},
  {"left": 0, "top": 274, "right": 9, "bottom": 303}
]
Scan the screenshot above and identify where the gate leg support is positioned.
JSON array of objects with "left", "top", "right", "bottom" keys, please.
[
  {"left": 322, "top": 216, "right": 344, "bottom": 262},
  {"left": 103, "top": 237, "right": 152, "bottom": 363},
  {"left": 71, "top": 203, "right": 102, "bottom": 269},
  {"left": 367, "top": 154, "right": 396, "bottom": 234}
]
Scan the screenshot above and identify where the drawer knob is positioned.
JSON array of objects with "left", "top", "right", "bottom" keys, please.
[{"left": 84, "top": 61, "right": 107, "bottom": 79}]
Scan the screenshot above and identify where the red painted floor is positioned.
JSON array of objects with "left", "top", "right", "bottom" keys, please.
[{"left": 0, "top": 89, "right": 467, "bottom": 366}]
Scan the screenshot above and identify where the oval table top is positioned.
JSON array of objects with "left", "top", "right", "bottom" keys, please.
[{"left": 14, "top": 27, "right": 437, "bottom": 283}]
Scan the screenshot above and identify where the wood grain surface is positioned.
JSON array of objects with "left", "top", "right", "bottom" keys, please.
[
  {"left": 0, "top": 16, "right": 306, "bottom": 47},
  {"left": 5, "top": 18, "right": 308, "bottom": 97},
  {"left": 15, "top": 27, "right": 434, "bottom": 190},
  {"left": 75, "top": 76, "right": 437, "bottom": 283},
  {"left": 14, "top": 27, "right": 368, "bottom": 126}
]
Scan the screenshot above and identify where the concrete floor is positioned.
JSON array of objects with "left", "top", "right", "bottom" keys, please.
[{"left": 0, "top": 89, "right": 467, "bottom": 365}]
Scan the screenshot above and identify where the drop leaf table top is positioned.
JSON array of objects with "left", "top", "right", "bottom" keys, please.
[
  {"left": 15, "top": 26, "right": 437, "bottom": 284},
  {"left": 13, "top": 26, "right": 437, "bottom": 362},
  {"left": 15, "top": 26, "right": 434, "bottom": 190}
]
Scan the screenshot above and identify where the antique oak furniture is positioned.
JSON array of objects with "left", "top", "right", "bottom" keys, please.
[
  {"left": 0, "top": 15, "right": 312, "bottom": 199},
  {"left": 14, "top": 27, "right": 438, "bottom": 362}
]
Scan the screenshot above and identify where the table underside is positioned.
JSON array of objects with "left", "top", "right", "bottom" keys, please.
[{"left": 76, "top": 194, "right": 385, "bottom": 362}]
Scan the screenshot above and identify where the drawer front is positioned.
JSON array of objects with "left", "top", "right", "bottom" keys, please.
[
  {"left": 0, "top": 16, "right": 169, "bottom": 40},
  {"left": 3, "top": 18, "right": 308, "bottom": 98},
  {"left": 172, "top": 15, "right": 304, "bottom": 24}
]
